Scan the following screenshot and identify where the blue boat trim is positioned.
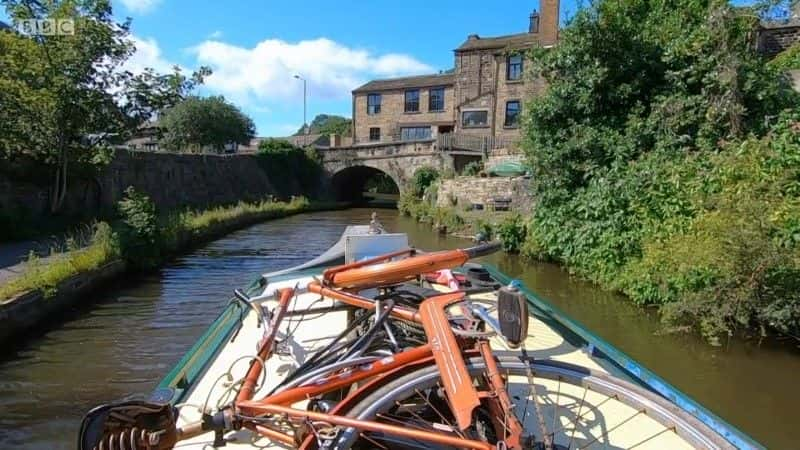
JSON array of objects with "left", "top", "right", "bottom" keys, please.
[{"left": 484, "top": 264, "right": 763, "bottom": 450}]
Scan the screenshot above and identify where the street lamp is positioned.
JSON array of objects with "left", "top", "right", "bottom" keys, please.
[{"left": 293, "top": 74, "right": 307, "bottom": 146}]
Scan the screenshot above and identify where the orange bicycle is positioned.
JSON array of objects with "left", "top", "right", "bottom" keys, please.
[{"left": 79, "top": 243, "right": 731, "bottom": 450}]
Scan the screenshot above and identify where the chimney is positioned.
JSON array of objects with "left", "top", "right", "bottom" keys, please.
[
  {"left": 529, "top": 10, "right": 540, "bottom": 34},
  {"left": 539, "top": 0, "right": 560, "bottom": 45}
]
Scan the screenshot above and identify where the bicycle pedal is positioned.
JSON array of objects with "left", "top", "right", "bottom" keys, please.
[{"left": 498, "top": 285, "right": 529, "bottom": 348}]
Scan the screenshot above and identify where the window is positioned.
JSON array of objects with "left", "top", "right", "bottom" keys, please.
[
  {"left": 369, "top": 127, "right": 381, "bottom": 141},
  {"left": 404, "top": 89, "right": 420, "bottom": 112},
  {"left": 429, "top": 87, "right": 445, "bottom": 111},
  {"left": 504, "top": 101, "right": 521, "bottom": 127},
  {"left": 367, "top": 94, "right": 381, "bottom": 115},
  {"left": 462, "top": 110, "right": 488, "bottom": 127},
  {"left": 507, "top": 54, "right": 523, "bottom": 81},
  {"left": 400, "top": 126, "right": 432, "bottom": 141}
]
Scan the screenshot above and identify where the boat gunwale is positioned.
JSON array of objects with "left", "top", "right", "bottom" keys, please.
[
  {"left": 483, "top": 264, "right": 764, "bottom": 450},
  {"left": 154, "top": 263, "right": 763, "bottom": 450}
]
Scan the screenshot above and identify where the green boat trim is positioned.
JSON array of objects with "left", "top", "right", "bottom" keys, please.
[
  {"left": 154, "top": 263, "right": 762, "bottom": 450},
  {"left": 484, "top": 264, "right": 763, "bottom": 450}
]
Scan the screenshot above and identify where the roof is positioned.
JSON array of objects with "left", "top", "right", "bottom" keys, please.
[
  {"left": 0, "top": 20, "right": 11, "bottom": 31},
  {"left": 353, "top": 73, "right": 454, "bottom": 93},
  {"left": 455, "top": 32, "right": 540, "bottom": 52},
  {"left": 760, "top": 18, "right": 800, "bottom": 29}
]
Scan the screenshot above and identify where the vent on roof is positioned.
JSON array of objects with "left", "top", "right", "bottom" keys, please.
[{"left": 468, "top": 34, "right": 480, "bottom": 41}]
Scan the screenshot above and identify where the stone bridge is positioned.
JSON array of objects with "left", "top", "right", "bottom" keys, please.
[{"left": 319, "top": 140, "right": 480, "bottom": 200}]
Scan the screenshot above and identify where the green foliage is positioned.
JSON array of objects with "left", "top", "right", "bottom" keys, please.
[
  {"left": 475, "top": 221, "right": 494, "bottom": 241},
  {"left": 297, "top": 114, "right": 352, "bottom": 136},
  {"left": 410, "top": 167, "right": 440, "bottom": 198},
  {"left": 0, "top": 0, "right": 211, "bottom": 213},
  {"left": 461, "top": 160, "right": 484, "bottom": 176},
  {"left": 364, "top": 173, "right": 399, "bottom": 194},
  {"left": 117, "top": 187, "right": 160, "bottom": 267},
  {"left": 256, "top": 139, "right": 322, "bottom": 197},
  {"left": 769, "top": 43, "right": 800, "bottom": 71},
  {"left": 521, "top": 0, "right": 800, "bottom": 341},
  {"left": 159, "top": 96, "right": 255, "bottom": 152},
  {"left": 497, "top": 215, "right": 527, "bottom": 253},
  {"left": 0, "top": 221, "right": 119, "bottom": 300}
]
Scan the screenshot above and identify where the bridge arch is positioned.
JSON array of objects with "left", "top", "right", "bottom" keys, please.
[{"left": 330, "top": 164, "right": 402, "bottom": 202}]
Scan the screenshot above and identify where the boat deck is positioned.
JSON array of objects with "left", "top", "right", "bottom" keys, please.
[{"left": 173, "top": 277, "right": 695, "bottom": 449}]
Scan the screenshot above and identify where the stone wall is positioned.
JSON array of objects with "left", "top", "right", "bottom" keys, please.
[
  {"left": 0, "top": 149, "right": 288, "bottom": 220},
  {"left": 436, "top": 176, "right": 533, "bottom": 212},
  {"left": 758, "top": 20, "right": 800, "bottom": 56}
]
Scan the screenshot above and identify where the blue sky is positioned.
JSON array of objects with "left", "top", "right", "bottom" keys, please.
[{"left": 108, "top": 0, "right": 579, "bottom": 136}]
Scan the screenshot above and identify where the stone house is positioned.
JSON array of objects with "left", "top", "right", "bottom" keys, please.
[{"left": 351, "top": 0, "right": 560, "bottom": 150}]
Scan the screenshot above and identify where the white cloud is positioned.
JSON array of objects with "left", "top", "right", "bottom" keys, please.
[
  {"left": 190, "top": 37, "right": 434, "bottom": 105},
  {"left": 118, "top": 0, "right": 162, "bottom": 14},
  {"left": 208, "top": 30, "right": 223, "bottom": 40},
  {"left": 123, "top": 35, "right": 175, "bottom": 74}
]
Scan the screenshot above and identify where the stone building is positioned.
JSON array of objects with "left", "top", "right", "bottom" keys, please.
[{"left": 351, "top": 0, "right": 560, "bottom": 150}]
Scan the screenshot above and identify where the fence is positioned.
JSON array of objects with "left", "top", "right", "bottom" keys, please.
[{"left": 436, "top": 133, "right": 513, "bottom": 153}]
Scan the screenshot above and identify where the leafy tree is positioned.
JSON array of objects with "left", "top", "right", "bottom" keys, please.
[
  {"left": 0, "top": 0, "right": 134, "bottom": 212},
  {"left": 296, "top": 114, "right": 352, "bottom": 136},
  {"left": 0, "top": 0, "right": 211, "bottom": 213},
  {"left": 159, "top": 96, "right": 255, "bottom": 152},
  {"left": 122, "top": 65, "right": 212, "bottom": 126},
  {"left": 521, "top": 0, "right": 800, "bottom": 341}
]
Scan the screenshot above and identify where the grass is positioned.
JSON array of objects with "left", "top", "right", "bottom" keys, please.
[
  {"left": 0, "top": 222, "right": 119, "bottom": 300},
  {"left": 0, "top": 197, "right": 344, "bottom": 302}
]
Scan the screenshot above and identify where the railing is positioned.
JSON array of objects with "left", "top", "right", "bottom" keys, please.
[{"left": 436, "top": 133, "right": 511, "bottom": 153}]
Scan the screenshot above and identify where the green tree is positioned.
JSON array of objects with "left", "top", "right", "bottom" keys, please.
[
  {"left": 296, "top": 114, "right": 352, "bottom": 136},
  {"left": 159, "top": 96, "right": 255, "bottom": 152},
  {"left": 521, "top": 0, "right": 800, "bottom": 340},
  {"left": 0, "top": 0, "right": 134, "bottom": 212},
  {"left": 0, "top": 0, "right": 211, "bottom": 213}
]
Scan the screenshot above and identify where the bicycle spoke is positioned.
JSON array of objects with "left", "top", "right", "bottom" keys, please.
[
  {"left": 578, "top": 408, "right": 644, "bottom": 449},
  {"left": 627, "top": 426, "right": 676, "bottom": 449},
  {"left": 566, "top": 385, "right": 589, "bottom": 449}
]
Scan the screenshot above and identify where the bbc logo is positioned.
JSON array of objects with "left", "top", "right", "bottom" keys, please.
[{"left": 16, "top": 19, "right": 75, "bottom": 36}]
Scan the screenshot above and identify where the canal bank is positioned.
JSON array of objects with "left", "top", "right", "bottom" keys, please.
[
  {"left": 0, "top": 198, "right": 348, "bottom": 343},
  {"left": 0, "top": 209, "right": 797, "bottom": 449}
]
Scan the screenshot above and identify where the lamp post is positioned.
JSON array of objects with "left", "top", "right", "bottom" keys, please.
[{"left": 293, "top": 74, "right": 307, "bottom": 146}]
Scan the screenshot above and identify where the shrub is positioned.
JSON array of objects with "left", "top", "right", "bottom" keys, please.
[
  {"left": 256, "top": 139, "right": 322, "bottom": 197},
  {"left": 117, "top": 187, "right": 160, "bottom": 268},
  {"left": 433, "top": 207, "right": 465, "bottom": 233},
  {"left": 461, "top": 160, "right": 483, "bottom": 176},
  {"left": 769, "top": 44, "right": 800, "bottom": 71},
  {"left": 497, "top": 215, "right": 527, "bottom": 253},
  {"left": 410, "top": 167, "right": 439, "bottom": 198}
]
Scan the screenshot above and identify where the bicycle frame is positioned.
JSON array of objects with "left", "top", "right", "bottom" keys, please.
[{"left": 177, "top": 243, "right": 523, "bottom": 450}]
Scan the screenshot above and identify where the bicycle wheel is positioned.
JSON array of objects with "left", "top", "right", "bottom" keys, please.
[{"left": 327, "top": 355, "right": 733, "bottom": 449}]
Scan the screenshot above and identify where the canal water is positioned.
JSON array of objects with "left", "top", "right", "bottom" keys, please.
[{"left": 0, "top": 209, "right": 797, "bottom": 449}]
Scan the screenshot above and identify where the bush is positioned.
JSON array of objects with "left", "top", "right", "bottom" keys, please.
[
  {"left": 410, "top": 167, "right": 439, "bottom": 198},
  {"left": 461, "top": 160, "right": 483, "bottom": 176},
  {"left": 769, "top": 44, "right": 800, "bottom": 71},
  {"left": 520, "top": 0, "right": 800, "bottom": 342},
  {"left": 432, "top": 207, "right": 465, "bottom": 233},
  {"left": 117, "top": 187, "right": 160, "bottom": 268},
  {"left": 256, "top": 139, "right": 322, "bottom": 197},
  {"left": 497, "top": 215, "right": 527, "bottom": 253}
]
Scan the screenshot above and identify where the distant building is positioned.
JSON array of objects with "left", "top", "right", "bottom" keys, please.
[{"left": 351, "top": 0, "right": 560, "bottom": 150}]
